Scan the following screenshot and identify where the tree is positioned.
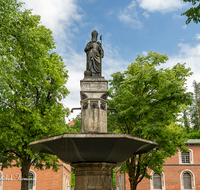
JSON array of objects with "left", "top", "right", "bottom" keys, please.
[
  {"left": 182, "top": 80, "right": 200, "bottom": 132},
  {"left": 66, "top": 114, "right": 81, "bottom": 133},
  {"left": 181, "top": 0, "right": 200, "bottom": 24},
  {"left": 182, "top": 80, "right": 200, "bottom": 139},
  {"left": 108, "top": 51, "right": 193, "bottom": 190},
  {"left": 183, "top": 108, "right": 191, "bottom": 133},
  {"left": 72, "top": 114, "right": 81, "bottom": 132},
  {"left": 0, "top": 0, "right": 69, "bottom": 189},
  {"left": 192, "top": 80, "right": 200, "bottom": 129}
]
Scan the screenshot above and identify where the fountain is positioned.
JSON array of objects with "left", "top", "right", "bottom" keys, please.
[{"left": 30, "top": 30, "right": 158, "bottom": 190}]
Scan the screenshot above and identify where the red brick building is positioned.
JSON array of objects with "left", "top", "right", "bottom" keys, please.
[
  {"left": 0, "top": 160, "right": 71, "bottom": 190},
  {"left": 117, "top": 139, "right": 200, "bottom": 190}
]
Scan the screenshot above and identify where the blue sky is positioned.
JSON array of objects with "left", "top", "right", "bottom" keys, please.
[{"left": 20, "top": 0, "right": 200, "bottom": 120}]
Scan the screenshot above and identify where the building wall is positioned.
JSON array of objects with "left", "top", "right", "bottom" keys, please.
[
  {"left": 117, "top": 144, "right": 200, "bottom": 190},
  {"left": 0, "top": 160, "right": 71, "bottom": 190}
]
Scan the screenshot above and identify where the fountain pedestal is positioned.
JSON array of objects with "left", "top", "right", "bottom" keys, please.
[
  {"left": 72, "top": 162, "right": 116, "bottom": 190},
  {"left": 80, "top": 77, "right": 108, "bottom": 133}
]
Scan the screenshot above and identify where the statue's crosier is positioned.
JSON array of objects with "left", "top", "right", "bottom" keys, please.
[{"left": 84, "top": 30, "right": 104, "bottom": 77}]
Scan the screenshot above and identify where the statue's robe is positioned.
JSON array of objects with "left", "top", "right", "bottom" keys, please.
[{"left": 84, "top": 41, "right": 104, "bottom": 76}]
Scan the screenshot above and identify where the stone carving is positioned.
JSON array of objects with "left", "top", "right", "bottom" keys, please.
[
  {"left": 101, "top": 94, "right": 107, "bottom": 100},
  {"left": 83, "top": 102, "right": 88, "bottom": 110},
  {"left": 100, "top": 103, "right": 105, "bottom": 110},
  {"left": 84, "top": 30, "right": 104, "bottom": 77},
  {"left": 91, "top": 101, "right": 98, "bottom": 109},
  {"left": 82, "top": 94, "right": 87, "bottom": 100}
]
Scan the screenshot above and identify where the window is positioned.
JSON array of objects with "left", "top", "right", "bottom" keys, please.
[
  {"left": 183, "top": 173, "right": 192, "bottom": 189},
  {"left": 180, "top": 170, "right": 195, "bottom": 190},
  {"left": 65, "top": 174, "right": 71, "bottom": 190},
  {"left": 179, "top": 149, "right": 193, "bottom": 164},
  {"left": 150, "top": 172, "right": 165, "bottom": 190},
  {"left": 66, "top": 175, "right": 68, "bottom": 190},
  {"left": 182, "top": 152, "right": 190, "bottom": 163},
  {"left": 153, "top": 173, "right": 162, "bottom": 189},
  {"left": 28, "top": 173, "right": 33, "bottom": 190},
  {"left": 28, "top": 170, "right": 36, "bottom": 190}
]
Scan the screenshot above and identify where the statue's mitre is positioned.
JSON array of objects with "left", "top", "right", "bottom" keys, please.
[{"left": 91, "top": 30, "right": 98, "bottom": 36}]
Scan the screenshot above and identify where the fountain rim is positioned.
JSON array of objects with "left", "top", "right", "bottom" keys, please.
[{"left": 29, "top": 133, "right": 158, "bottom": 146}]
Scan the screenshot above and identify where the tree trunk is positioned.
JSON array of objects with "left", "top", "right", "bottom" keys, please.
[
  {"left": 126, "top": 155, "right": 138, "bottom": 190},
  {"left": 129, "top": 178, "right": 138, "bottom": 190},
  {"left": 20, "top": 158, "right": 31, "bottom": 190}
]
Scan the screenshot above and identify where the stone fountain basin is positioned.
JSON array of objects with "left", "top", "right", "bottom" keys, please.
[{"left": 29, "top": 133, "right": 158, "bottom": 164}]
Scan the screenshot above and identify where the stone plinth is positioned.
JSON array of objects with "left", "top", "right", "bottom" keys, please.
[
  {"left": 80, "top": 77, "right": 108, "bottom": 133},
  {"left": 72, "top": 162, "right": 116, "bottom": 190}
]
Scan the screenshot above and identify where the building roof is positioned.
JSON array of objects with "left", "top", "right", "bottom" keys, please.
[
  {"left": 68, "top": 120, "right": 75, "bottom": 127},
  {"left": 185, "top": 139, "right": 200, "bottom": 145}
]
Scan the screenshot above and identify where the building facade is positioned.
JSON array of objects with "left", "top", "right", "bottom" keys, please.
[
  {"left": 117, "top": 139, "right": 200, "bottom": 190},
  {"left": 0, "top": 160, "right": 71, "bottom": 190}
]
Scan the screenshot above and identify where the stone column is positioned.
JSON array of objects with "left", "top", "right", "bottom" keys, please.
[
  {"left": 80, "top": 77, "right": 108, "bottom": 133},
  {"left": 72, "top": 162, "right": 116, "bottom": 190}
]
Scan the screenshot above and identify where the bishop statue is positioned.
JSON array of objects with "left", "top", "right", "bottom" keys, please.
[{"left": 84, "top": 30, "right": 104, "bottom": 77}]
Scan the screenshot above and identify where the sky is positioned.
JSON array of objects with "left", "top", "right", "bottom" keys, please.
[{"left": 20, "top": 0, "right": 200, "bottom": 121}]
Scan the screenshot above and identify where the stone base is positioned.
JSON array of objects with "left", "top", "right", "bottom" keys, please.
[
  {"left": 72, "top": 162, "right": 116, "bottom": 190},
  {"left": 80, "top": 77, "right": 108, "bottom": 133}
]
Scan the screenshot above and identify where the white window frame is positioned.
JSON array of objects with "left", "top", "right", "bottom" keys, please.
[
  {"left": 179, "top": 149, "right": 193, "bottom": 164},
  {"left": 65, "top": 173, "right": 71, "bottom": 190},
  {"left": 0, "top": 171, "right": 3, "bottom": 190},
  {"left": 28, "top": 170, "right": 36, "bottom": 190},
  {"left": 150, "top": 171, "right": 165, "bottom": 190},
  {"left": 180, "top": 170, "right": 195, "bottom": 190}
]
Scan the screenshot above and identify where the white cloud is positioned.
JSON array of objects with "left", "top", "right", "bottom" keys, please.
[
  {"left": 142, "top": 51, "right": 148, "bottom": 56},
  {"left": 143, "top": 12, "right": 150, "bottom": 18},
  {"left": 21, "top": 0, "right": 83, "bottom": 43},
  {"left": 106, "top": 10, "right": 115, "bottom": 19},
  {"left": 167, "top": 43, "right": 200, "bottom": 92},
  {"left": 102, "top": 37, "right": 130, "bottom": 79},
  {"left": 182, "top": 25, "right": 187, "bottom": 29},
  {"left": 118, "top": 1, "right": 143, "bottom": 29},
  {"left": 194, "top": 33, "right": 200, "bottom": 41},
  {"left": 60, "top": 48, "right": 85, "bottom": 120},
  {"left": 173, "top": 13, "right": 182, "bottom": 19},
  {"left": 137, "top": 0, "right": 186, "bottom": 13}
]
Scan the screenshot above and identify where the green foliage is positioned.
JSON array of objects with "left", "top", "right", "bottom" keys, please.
[
  {"left": 71, "top": 168, "right": 75, "bottom": 188},
  {"left": 66, "top": 114, "right": 81, "bottom": 133},
  {"left": 113, "top": 168, "right": 116, "bottom": 188},
  {"left": 0, "top": 0, "right": 69, "bottom": 189},
  {"left": 108, "top": 51, "right": 193, "bottom": 190},
  {"left": 181, "top": 0, "right": 200, "bottom": 24},
  {"left": 72, "top": 114, "right": 81, "bottom": 133},
  {"left": 182, "top": 100, "right": 199, "bottom": 132},
  {"left": 182, "top": 80, "right": 200, "bottom": 139},
  {"left": 189, "top": 101, "right": 199, "bottom": 130},
  {"left": 183, "top": 108, "right": 191, "bottom": 133},
  {"left": 192, "top": 80, "right": 200, "bottom": 129}
]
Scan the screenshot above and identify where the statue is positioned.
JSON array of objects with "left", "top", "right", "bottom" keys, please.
[{"left": 84, "top": 30, "right": 104, "bottom": 77}]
